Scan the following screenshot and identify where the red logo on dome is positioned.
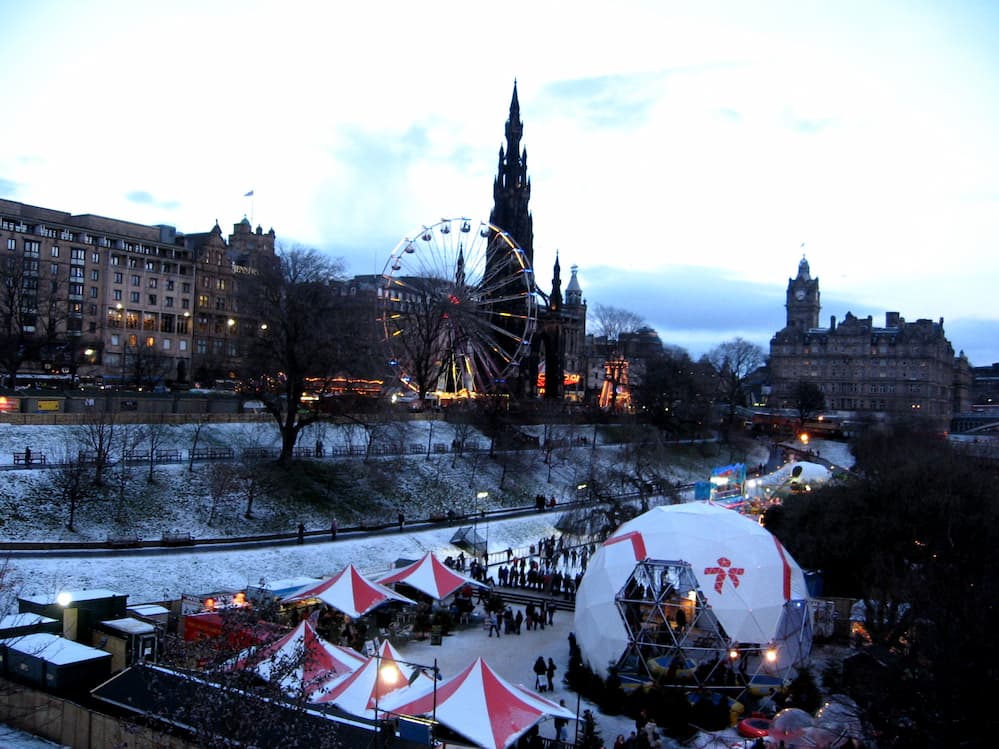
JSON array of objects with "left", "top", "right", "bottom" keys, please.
[{"left": 704, "top": 557, "right": 745, "bottom": 593}]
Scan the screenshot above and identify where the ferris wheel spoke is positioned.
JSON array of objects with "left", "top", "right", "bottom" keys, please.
[{"left": 381, "top": 216, "right": 537, "bottom": 397}]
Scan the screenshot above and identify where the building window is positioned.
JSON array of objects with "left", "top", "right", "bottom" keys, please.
[
  {"left": 90, "top": 287, "right": 98, "bottom": 298},
  {"left": 181, "top": 298, "right": 190, "bottom": 309},
  {"left": 92, "top": 252, "right": 100, "bottom": 263},
  {"left": 182, "top": 282, "right": 191, "bottom": 293},
  {"left": 69, "top": 283, "right": 84, "bottom": 296},
  {"left": 215, "top": 297, "right": 225, "bottom": 310},
  {"left": 111, "top": 334, "right": 120, "bottom": 346},
  {"left": 113, "top": 289, "right": 122, "bottom": 301},
  {"left": 166, "top": 279, "right": 174, "bottom": 291},
  {"left": 125, "top": 311, "right": 139, "bottom": 329},
  {"left": 114, "top": 272, "right": 123, "bottom": 284},
  {"left": 70, "top": 266, "right": 83, "bottom": 279},
  {"left": 165, "top": 296, "right": 173, "bottom": 307},
  {"left": 91, "top": 270, "right": 100, "bottom": 281},
  {"left": 179, "top": 340, "right": 188, "bottom": 351},
  {"left": 6, "top": 239, "right": 14, "bottom": 250},
  {"left": 177, "top": 317, "right": 189, "bottom": 334},
  {"left": 196, "top": 339, "right": 207, "bottom": 354},
  {"left": 161, "top": 314, "right": 175, "bottom": 333},
  {"left": 71, "top": 248, "right": 85, "bottom": 261},
  {"left": 50, "top": 263, "right": 59, "bottom": 276},
  {"left": 50, "top": 246, "right": 60, "bottom": 257},
  {"left": 149, "top": 278, "right": 158, "bottom": 288},
  {"left": 198, "top": 294, "right": 209, "bottom": 308},
  {"left": 162, "top": 338, "right": 171, "bottom": 350},
  {"left": 148, "top": 294, "right": 157, "bottom": 305},
  {"left": 131, "top": 275, "right": 140, "bottom": 286},
  {"left": 130, "top": 292, "right": 140, "bottom": 303}
]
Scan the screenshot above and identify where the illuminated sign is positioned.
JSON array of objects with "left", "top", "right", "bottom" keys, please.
[
  {"left": 36, "top": 400, "right": 61, "bottom": 412},
  {"left": 0, "top": 396, "right": 19, "bottom": 413}
]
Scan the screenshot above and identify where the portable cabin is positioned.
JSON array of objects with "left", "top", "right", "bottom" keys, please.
[
  {"left": 0, "top": 613, "right": 61, "bottom": 639},
  {"left": 0, "top": 633, "right": 112, "bottom": 693},
  {"left": 93, "top": 617, "right": 158, "bottom": 672},
  {"left": 18, "top": 589, "right": 128, "bottom": 644}
]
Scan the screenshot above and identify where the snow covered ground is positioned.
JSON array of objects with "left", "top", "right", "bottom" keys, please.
[{"left": 0, "top": 418, "right": 853, "bottom": 747}]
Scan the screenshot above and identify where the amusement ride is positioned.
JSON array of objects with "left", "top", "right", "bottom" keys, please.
[{"left": 379, "top": 217, "right": 539, "bottom": 402}]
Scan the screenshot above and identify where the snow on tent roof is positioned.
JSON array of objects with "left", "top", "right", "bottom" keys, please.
[{"left": 1, "top": 633, "right": 111, "bottom": 665}]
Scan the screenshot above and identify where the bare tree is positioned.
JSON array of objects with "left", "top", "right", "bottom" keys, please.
[
  {"left": 140, "top": 415, "right": 172, "bottom": 483},
  {"left": 48, "top": 448, "right": 91, "bottom": 531},
  {"left": 206, "top": 462, "right": 239, "bottom": 526},
  {"left": 705, "top": 337, "right": 766, "bottom": 437},
  {"left": 112, "top": 423, "right": 142, "bottom": 523},
  {"left": 123, "top": 337, "right": 173, "bottom": 389},
  {"left": 0, "top": 256, "right": 34, "bottom": 387},
  {"left": 592, "top": 303, "right": 645, "bottom": 344},
  {"left": 76, "top": 396, "right": 118, "bottom": 486},
  {"left": 240, "top": 246, "right": 349, "bottom": 466},
  {"left": 381, "top": 281, "right": 452, "bottom": 401},
  {"left": 188, "top": 414, "right": 212, "bottom": 472}
]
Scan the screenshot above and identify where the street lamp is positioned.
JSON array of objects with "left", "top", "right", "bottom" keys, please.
[
  {"left": 373, "top": 652, "right": 400, "bottom": 748},
  {"left": 476, "top": 491, "right": 489, "bottom": 565},
  {"left": 373, "top": 651, "right": 440, "bottom": 747}
]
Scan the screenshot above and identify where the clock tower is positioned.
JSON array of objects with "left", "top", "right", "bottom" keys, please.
[{"left": 786, "top": 255, "right": 820, "bottom": 331}]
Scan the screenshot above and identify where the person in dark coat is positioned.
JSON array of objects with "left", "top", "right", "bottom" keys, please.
[
  {"left": 533, "top": 656, "right": 547, "bottom": 691},
  {"left": 546, "top": 657, "right": 557, "bottom": 692}
]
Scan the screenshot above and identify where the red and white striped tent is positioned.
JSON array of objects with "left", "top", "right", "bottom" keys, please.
[
  {"left": 376, "top": 552, "right": 487, "bottom": 601},
  {"left": 383, "top": 657, "right": 576, "bottom": 749},
  {"left": 224, "top": 617, "right": 365, "bottom": 699},
  {"left": 282, "top": 564, "right": 416, "bottom": 618},
  {"left": 311, "top": 639, "right": 435, "bottom": 715}
]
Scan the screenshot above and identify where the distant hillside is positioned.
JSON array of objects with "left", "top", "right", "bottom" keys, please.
[{"left": 0, "top": 419, "right": 773, "bottom": 543}]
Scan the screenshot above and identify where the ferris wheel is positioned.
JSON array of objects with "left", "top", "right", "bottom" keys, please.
[{"left": 380, "top": 217, "right": 538, "bottom": 399}]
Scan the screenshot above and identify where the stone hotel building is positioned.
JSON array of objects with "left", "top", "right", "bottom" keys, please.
[
  {"left": 769, "top": 257, "right": 971, "bottom": 430},
  {"left": 0, "top": 198, "right": 275, "bottom": 386}
]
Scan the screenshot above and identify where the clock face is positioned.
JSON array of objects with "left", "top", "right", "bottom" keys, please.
[{"left": 795, "top": 290, "right": 806, "bottom": 301}]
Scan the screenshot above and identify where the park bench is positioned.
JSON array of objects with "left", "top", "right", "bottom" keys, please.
[
  {"left": 106, "top": 534, "right": 141, "bottom": 548},
  {"left": 124, "top": 450, "right": 151, "bottom": 462},
  {"left": 190, "top": 447, "right": 234, "bottom": 461},
  {"left": 13, "top": 451, "right": 47, "bottom": 466},
  {"left": 161, "top": 531, "right": 194, "bottom": 546},
  {"left": 155, "top": 448, "right": 183, "bottom": 461},
  {"left": 241, "top": 447, "right": 276, "bottom": 460}
]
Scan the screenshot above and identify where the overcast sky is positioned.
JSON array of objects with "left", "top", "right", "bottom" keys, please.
[{"left": 1, "top": 1, "right": 997, "bottom": 364}]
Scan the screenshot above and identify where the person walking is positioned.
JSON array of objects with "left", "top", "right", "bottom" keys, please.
[
  {"left": 533, "top": 656, "right": 547, "bottom": 691},
  {"left": 546, "top": 657, "right": 557, "bottom": 692},
  {"left": 487, "top": 611, "right": 501, "bottom": 638},
  {"left": 297, "top": 522, "right": 305, "bottom": 544},
  {"left": 329, "top": 518, "right": 338, "bottom": 541}
]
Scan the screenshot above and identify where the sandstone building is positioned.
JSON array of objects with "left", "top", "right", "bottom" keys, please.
[
  {"left": 0, "top": 198, "right": 275, "bottom": 387},
  {"left": 768, "top": 256, "right": 971, "bottom": 430}
]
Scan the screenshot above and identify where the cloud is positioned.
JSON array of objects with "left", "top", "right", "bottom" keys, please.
[
  {"left": 0, "top": 178, "right": 19, "bottom": 198},
  {"left": 539, "top": 72, "right": 665, "bottom": 129},
  {"left": 125, "top": 190, "right": 180, "bottom": 211},
  {"left": 126, "top": 190, "right": 155, "bottom": 205}
]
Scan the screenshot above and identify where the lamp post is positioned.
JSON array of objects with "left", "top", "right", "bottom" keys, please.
[
  {"left": 374, "top": 652, "right": 440, "bottom": 747},
  {"left": 476, "top": 490, "right": 489, "bottom": 566}
]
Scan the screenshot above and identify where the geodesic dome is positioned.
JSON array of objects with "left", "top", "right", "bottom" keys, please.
[{"left": 573, "top": 502, "right": 811, "bottom": 680}]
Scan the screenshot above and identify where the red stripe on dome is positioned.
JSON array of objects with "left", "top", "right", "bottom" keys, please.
[
  {"left": 772, "top": 537, "right": 793, "bottom": 600},
  {"left": 604, "top": 530, "right": 647, "bottom": 561}
]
